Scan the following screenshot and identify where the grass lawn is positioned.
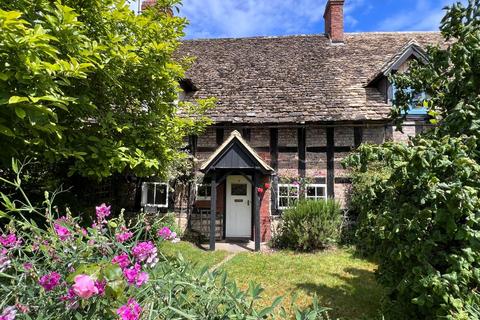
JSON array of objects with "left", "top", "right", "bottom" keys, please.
[
  {"left": 221, "top": 248, "right": 384, "bottom": 320},
  {"left": 159, "top": 242, "right": 383, "bottom": 319},
  {"left": 158, "top": 241, "right": 229, "bottom": 268}
]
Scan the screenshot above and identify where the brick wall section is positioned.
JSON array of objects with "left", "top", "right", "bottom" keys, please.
[
  {"left": 391, "top": 121, "right": 417, "bottom": 142},
  {"left": 334, "top": 182, "right": 351, "bottom": 208},
  {"left": 197, "top": 127, "right": 216, "bottom": 148},
  {"left": 306, "top": 153, "right": 327, "bottom": 178},
  {"left": 278, "top": 128, "right": 298, "bottom": 177},
  {"left": 334, "top": 152, "right": 350, "bottom": 177},
  {"left": 363, "top": 127, "right": 386, "bottom": 144},
  {"left": 306, "top": 127, "right": 327, "bottom": 146},
  {"left": 250, "top": 128, "right": 270, "bottom": 148},
  {"left": 278, "top": 128, "right": 297, "bottom": 146},
  {"left": 334, "top": 127, "right": 354, "bottom": 147},
  {"left": 260, "top": 175, "right": 272, "bottom": 242}
]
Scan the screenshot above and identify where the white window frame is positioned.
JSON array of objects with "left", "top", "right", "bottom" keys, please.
[
  {"left": 196, "top": 183, "right": 211, "bottom": 201},
  {"left": 305, "top": 184, "right": 327, "bottom": 201},
  {"left": 277, "top": 184, "right": 300, "bottom": 210},
  {"left": 141, "top": 182, "right": 169, "bottom": 208}
]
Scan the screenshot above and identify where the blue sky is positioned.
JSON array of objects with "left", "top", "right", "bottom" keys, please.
[{"left": 129, "top": 0, "right": 464, "bottom": 39}]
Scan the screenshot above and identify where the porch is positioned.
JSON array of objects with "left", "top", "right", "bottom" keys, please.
[{"left": 198, "top": 130, "right": 274, "bottom": 251}]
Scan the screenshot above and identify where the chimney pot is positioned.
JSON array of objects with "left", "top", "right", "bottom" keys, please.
[{"left": 324, "top": 0, "right": 345, "bottom": 43}]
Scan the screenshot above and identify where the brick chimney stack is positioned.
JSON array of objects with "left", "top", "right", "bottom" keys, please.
[{"left": 324, "top": 0, "right": 345, "bottom": 43}]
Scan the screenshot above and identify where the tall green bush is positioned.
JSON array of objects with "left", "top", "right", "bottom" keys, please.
[
  {"left": 272, "top": 199, "right": 343, "bottom": 251},
  {"left": 344, "top": 1, "right": 480, "bottom": 318}
]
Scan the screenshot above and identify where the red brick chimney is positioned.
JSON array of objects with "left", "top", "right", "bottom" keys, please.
[{"left": 324, "top": 0, "right": 345, "bottom": 43}]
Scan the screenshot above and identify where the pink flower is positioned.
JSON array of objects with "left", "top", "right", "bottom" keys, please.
[
  {"left": 116, "top": 231, "right": 133, "bottom": 243},
  {"left": 81, "top": 228, "right": 87, "bottom": 237},
  {"left": 95, "top": 203, "right": 111, "bottom": 221},
  {"left": 132, "top": 241, "right": 158, "bottom": 267},
  {"left": 94, "top": 280, "right": 106, "bottom": 296},
  {"left": 39, "top": 272, "right": 61, "bottom": 291},
  {"left": 112, "top": 253, "right": 131, "bottom": 269},
  {"left": 23, "top": 263, "right": 32, "bottom": 271},
  {"left": 0, "top": 306, "right": 16, "bottom": 320},
  {"left": 60, "top": 287, "right": 79, "bottom": 309},
  {"left": 117, "top": 298, "right": 142, "bottom": 320},
  {"left": 157, "top": 227, "right": 172, "bottom": 240},
  {"left": 123, "top": 263, "right": 149, "bottom": 287},
  {"left": 257, "top": 187, "right": 264, "bottom": 193},
  {"left": 54, "top": 224, "right": 71, "bottom": 241},
  {"left": 264, "top": 183, "right": 271, "bottom": 189},
  {"left": 72, "top": 275, "right": 98, "bottom": 299},
  {"left": 0, "top": 233, "right": 20, "bottom": 248}
]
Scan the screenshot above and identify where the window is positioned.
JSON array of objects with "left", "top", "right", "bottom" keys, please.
[
  {"left": 141, "top": 182, "right": 168, "bottom": 208},
  {"left": 391, "top": 84, "right": 428, "bottom": 115},
  {"left": 231, "top": 183, "right": 247, "bottom": 196},
  {"left": 278, "top": 184, "right": 299, "bottom": 209},
  {"left": 305, "top": 184, "right": 327, "bottom": 201},
  {"left": 196, "top": 184, "right": 211, "bottom": 200}
]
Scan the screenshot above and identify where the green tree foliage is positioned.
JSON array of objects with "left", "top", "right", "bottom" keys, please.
[
  {"left": 345, "top": 1, "right": 480, "bottom": 318},
  {"left": 0, "top": 0, "right": 213, "bottom": 179}
]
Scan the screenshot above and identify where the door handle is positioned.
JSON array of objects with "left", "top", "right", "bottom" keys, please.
[{"left": 247, "top": 200, "right": 250, "bottom": 206}]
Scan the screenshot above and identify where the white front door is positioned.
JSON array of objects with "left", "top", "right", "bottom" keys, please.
[{"left": 226, "top": 175, "right": 252, "bottom": 238}]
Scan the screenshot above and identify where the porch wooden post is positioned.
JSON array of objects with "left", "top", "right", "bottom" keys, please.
[
  {"left": 253, "top": 171, "right": 261, "bottom": 252},
  {"left": 210, "top": 172, "right": 216, "bottom": 251}
]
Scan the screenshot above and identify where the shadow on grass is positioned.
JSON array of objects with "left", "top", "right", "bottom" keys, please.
[{"left": 296, "top": 267, "right": 384, "bottom": 319}]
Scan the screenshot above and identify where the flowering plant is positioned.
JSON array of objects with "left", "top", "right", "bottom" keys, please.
[
  {"left": 0, "top": 161, "right": 330, "bottom": 319},
  {"left": 0, "top": 166, "right": 179, "bottom": 320}
]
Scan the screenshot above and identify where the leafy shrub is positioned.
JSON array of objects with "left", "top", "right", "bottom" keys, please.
[
  {"left": 347, "top": 162, "right": 392, "bottom": 255},
  {"left": 272, "top": 199, "right": 343, "bottom": 251},
  {"left": 343, "top": 2, "right": 480, "bottom": 318},
  {"left": 345, "top": 137, "right": 480, "bottom": 319}
]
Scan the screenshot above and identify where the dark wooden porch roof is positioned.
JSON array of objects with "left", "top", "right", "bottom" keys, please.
[{"left": 200, "top": 130, "right": 274, "bottom": 174}]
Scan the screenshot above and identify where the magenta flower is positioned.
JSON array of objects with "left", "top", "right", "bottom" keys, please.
[
  {"left": 72, "top": 274, "right": 98, "bottom": 299},
  {"left": 132, "top": 241, "right": 158, "bottom": 267},
  {"left": 0, "top": 306, "right": 17, "bottom": 320},
  {"left": 94, "top": 280, "right": 106, "bottom": 296},
  {"left": 95, "top": 203, "right": 111, "bottom": 221},
  {"left": 39, "top": 272, "right": 62, "bottom": 291},
  {"left": 60, "top": 287, "right": 79, "bottom": 309},
  {"left": 0, "top": 233, "right": 20, "bottom": 248},
  {"left": 112, "top": 253, "right": 131, "bottom": 269},
  {"left": 123, "top": 263, "right": 149, "bottom": 287},
  {"left": 54, "top": 224, "right": 71, "bottom": 241},
  {"left": 117, "top": 298, "right": 142, "bottom": 320},
  {"left": 157, "top": 227, "right": 172, "bottom": 239},
  {"left": 116, "top": 231, "right": 133, "bottom": 243}
]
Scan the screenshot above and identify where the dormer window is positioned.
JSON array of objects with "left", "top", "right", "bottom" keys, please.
[{"left": 390, "top": 84, "right": 428, "bottom": 116}]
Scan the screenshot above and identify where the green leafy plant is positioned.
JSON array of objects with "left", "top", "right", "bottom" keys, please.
[
  {"left": 272, "top": 199, "right": 343, "bottom": 251},
  {"left": 344, "top": 1, "right": 480, "bottom": 318},
  {"left": 0, "top": 0, "right": 214, "bottom": 179}
]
